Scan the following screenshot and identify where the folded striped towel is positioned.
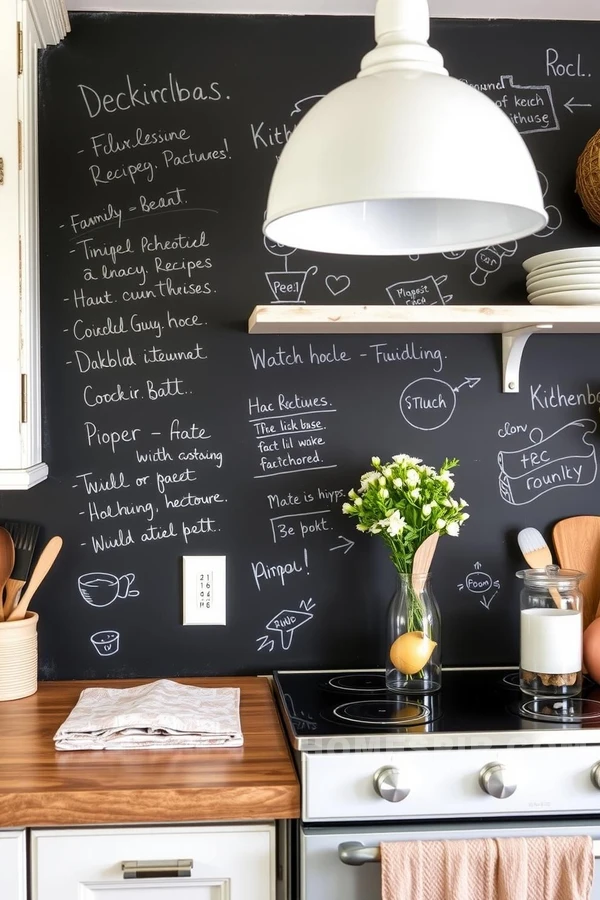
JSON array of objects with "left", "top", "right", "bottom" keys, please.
[{"left": 54, "top": 679, "right": 243, "bottom": 751}]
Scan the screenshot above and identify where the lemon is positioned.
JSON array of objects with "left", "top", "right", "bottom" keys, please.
[{"left": 389, "top": 631, "right": 437, "bottom": 675}]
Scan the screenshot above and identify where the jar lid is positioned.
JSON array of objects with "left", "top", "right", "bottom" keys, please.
[{"left": 516, "top": 566, "right": 585, "bottom": 589}]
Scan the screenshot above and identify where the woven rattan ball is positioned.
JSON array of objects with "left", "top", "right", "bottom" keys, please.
[{"left": 576, "top": 128, "right": 600, "bottom": 226}]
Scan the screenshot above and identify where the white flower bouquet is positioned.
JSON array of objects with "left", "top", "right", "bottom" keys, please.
[
  {"left": 342, "top": 454, "right": 469, "bottom": 574},
  {"left": 343, "top": 454, "right": 469, "bottom": 691}
]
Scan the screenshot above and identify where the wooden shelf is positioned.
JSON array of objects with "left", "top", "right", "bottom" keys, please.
[
  {"left": 248, "top": 305, "right": 600, "bottom": 393},
  {"left": 248, "top": 304, "right": 600, "bottom": 334}
]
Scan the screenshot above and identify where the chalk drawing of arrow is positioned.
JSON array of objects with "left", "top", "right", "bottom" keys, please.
[
  {"left": 256, "top": 635, "right": 275, "bottom": 652},
  {"left": 564, "top": 97, "right": 592, "bottom": 114},
  {"left": 329, "top": 535, "right": 355, "bottom": 554},
  {"left": 453, "top": 377, "right": 481, "bottom": 393},
  {"left": 480, "top": 590, "right": 498, "bottom": 610},
  {"left": 266, "top": 609, "right": 313, "bottom": 650},
  {"left": 299, "top": 598, "right": 316, "bottom": 612}
]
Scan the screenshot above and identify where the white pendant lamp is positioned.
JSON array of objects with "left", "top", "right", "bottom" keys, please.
[{"left": 263, "top": 0, "right": 548, "bottom": 256}]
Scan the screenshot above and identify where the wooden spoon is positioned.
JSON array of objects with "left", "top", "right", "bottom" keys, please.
[
  {"left": 7, "top": 536, "right": 63, "bottom": 621},
  {"left": 553, "top": 516, "right": 600, "bottom": 632},
  {"left": 412, "top": 532, "right": 439, "bottom": 592},
  {"left": 0, "top": 528, "right": 15, "bottom": 623},
  {"left": 517, "top": 527, "right": 562, "bottom": 609}
]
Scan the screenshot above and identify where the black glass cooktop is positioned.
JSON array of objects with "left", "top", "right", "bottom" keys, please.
[{"left": 273, "top": 668, "right": 600, "bottom": 750}]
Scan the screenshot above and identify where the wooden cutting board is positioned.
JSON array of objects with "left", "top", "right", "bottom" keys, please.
[{"left": 553, "top": 516, "right": 600, "bottom": 631}]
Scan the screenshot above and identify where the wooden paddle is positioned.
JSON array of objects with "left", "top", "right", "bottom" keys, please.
[
  {"left": 553, "top": 516, "right": 600, "bottom": 632},
  {"left": 412, "top": 532, "right": 439, "bottom": 593}
]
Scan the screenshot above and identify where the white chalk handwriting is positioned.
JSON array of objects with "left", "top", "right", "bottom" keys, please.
[
  {"left": 399, "top": 377, "right": 481, "bottom": 431},
  {"left": 498, "top": 419, "right": 598, "bottom": 506}
]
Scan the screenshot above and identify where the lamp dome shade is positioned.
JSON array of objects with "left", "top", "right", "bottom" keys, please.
[{"left": 263, "top": 70, "right": 548, "bottom": 256}]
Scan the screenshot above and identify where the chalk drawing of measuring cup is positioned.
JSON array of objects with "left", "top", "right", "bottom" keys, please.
[
  {"left": 78, "top": 572, "right": 139, "bottom": 607},
  {"left": 90, "top": 630, "right": 120, "bottom": 656}
]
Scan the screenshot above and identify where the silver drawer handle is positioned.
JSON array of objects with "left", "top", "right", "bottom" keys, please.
[
  {"left": 122, "top": 859, "right": 193, "bottom": 879},
  {"left": 339, "top": 840, "right": 600, "bottom": 867}
]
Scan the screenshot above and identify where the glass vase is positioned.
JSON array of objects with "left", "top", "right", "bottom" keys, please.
[{"left": 386, "top": 573, "right": 441, "bottom": 694}]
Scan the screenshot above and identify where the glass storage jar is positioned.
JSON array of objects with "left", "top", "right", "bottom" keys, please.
[{"left": 517, "top": 566, "right": 584, "bottom": 698}]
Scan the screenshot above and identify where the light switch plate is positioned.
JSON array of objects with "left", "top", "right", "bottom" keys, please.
[{"left": 182, "top": 556, "right": 226, "bottom": 625}]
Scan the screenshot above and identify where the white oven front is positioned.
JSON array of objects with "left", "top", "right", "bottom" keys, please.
[{"left": 300, "top": 819, "right": 600, "bottom": 900}]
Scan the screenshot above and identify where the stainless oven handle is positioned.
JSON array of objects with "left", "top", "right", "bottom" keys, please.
[
  {"left": 338, "top": 840, "right": 600, "bottom": 867},
  {"left": 339, "top": 842, "right": 381, "bottom": 866}
]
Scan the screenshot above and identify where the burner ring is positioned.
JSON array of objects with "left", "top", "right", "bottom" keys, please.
[
  {"left": 519, "top": 697, "right": 600, "bottom": 724},
  {"left": 501, "top": 672, "right": 521, "bottom": 690},
  {"left": 327, "top": 674, "right": 387, "bottom": 693},
  {"left": 333, "top": 698, "right": 431, "bottom": 726}
]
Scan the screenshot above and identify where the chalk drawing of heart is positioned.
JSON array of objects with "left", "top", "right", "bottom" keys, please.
[{"left": 325, "top": 274, "right": 351, "bottom": 296}]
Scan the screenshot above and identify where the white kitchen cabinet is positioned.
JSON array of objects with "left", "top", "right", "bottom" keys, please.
[
  {"left": 0, "top": 831, "right": 27, "bottom": 900},
  {"left": 31, "top": 824, "right": 276, "bottom": 900},
  {"left": 0, "top": 0, "right": 67, "bottom": 489}
]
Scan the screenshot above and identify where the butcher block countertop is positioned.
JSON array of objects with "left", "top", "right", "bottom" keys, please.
[{"left": 0, "top": 677, "right": 300, "bottom": 827}]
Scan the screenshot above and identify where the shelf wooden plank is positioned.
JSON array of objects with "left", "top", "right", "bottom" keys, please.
[{"left": 248, "top": 304, "right": 600, "bottom": 334}]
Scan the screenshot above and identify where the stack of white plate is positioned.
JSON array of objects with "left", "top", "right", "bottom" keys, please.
[{"left": 524, "top": 248, "right": 600, "bottom": 305}]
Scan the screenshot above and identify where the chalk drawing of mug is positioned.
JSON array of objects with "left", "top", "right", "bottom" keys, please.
[
  {"left": 90, "top": 630, "right": 120, "bottom": 657},
  {"left": 386, "top": 275, "right": 453, "bottom": 306},
  {"left": 78, "top": 572, "right": 139, "bottom": 607},
  {"left": 265, "top": 266, "right": 318, "bottom": 304}
]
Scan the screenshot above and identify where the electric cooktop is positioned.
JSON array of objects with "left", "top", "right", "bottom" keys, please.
[{"left": 273, "top": 668, "right": 600, "bottom": 750}]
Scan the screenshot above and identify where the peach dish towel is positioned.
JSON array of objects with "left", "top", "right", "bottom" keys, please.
[
  {"left": 54, "top": 679, "right": 243, "bottom": 750},
  {"left": 381, "top": 836, "right": 594, "bottom": 900}
]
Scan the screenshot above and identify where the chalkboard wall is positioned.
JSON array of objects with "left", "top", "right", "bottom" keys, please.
[{"left": 1, "top": 13, "right": 600, "bottom": 678}]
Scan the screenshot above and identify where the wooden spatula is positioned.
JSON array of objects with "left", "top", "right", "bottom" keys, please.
[
  {"left": 412, "top": 532, "right": 439, "bottom": 592},
  {"left": 7, "top": 536, "right": 63, "bottom": 621},
  {"left": 553, "top": 516, "right": 600, "bottom": 632}
]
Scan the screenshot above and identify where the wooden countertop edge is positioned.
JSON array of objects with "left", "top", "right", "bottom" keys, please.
[
  {"left": 0, "top": 783, "right": 300, "bottom": 827},
  {"left": 0, "top": 677, "right": 301, "bottom": 827}
]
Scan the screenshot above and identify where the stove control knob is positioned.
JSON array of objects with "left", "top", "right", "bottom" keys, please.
[
  {"left": 479, "top": 763, "right": 517, "bottom": 799},
  {"left": 590, "top": 763, "right": 600, "bottom": 790},
  {"left": 373, "top": 766, "right": 410, "bottom": 803}
]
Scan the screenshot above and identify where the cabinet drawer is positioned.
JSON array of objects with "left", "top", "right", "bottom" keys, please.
[
  {"left": 0, "top": 830, "right": 26, "bottom": 900},
  {"left": 31, "top": 824, "right": 275, "bottom": 900}
]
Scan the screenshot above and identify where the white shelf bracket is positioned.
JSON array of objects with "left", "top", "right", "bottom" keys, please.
[{"left": 502, "top": 324, "right": 553, "bottom": 393}]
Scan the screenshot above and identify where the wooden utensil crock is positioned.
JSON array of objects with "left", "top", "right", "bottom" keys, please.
[{"left": 0, "top": 612, "right": 38, "bottom": 701}]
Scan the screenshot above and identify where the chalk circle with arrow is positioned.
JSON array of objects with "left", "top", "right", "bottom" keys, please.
[
  {"left": 399, "top": 376, "right": 481, "bottom": 431},
  {"left": 457, "top": 561, "right": 501, "bottom": 611}
]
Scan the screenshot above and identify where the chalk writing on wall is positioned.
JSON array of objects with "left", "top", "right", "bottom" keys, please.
[
  {"left": 498, "top": 419, "right": 598, "bottom": 506},
  {"left": 399, "top": 377, "right": 481, "bottom": 431}
]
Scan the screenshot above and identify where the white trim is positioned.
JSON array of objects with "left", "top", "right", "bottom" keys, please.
[
  {"left": 0, "top": 463, "right": 49, "bottom": 490},
  {"left": 27, "top": 0, "right": 69, "bottom": 45},
  {"left": 64, "top": 0, "right": 600, "bottom": 20}
]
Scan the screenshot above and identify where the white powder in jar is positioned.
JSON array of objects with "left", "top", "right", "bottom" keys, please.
[{"left": 520, "top": 608, "right": 582, "bottom": 674}]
